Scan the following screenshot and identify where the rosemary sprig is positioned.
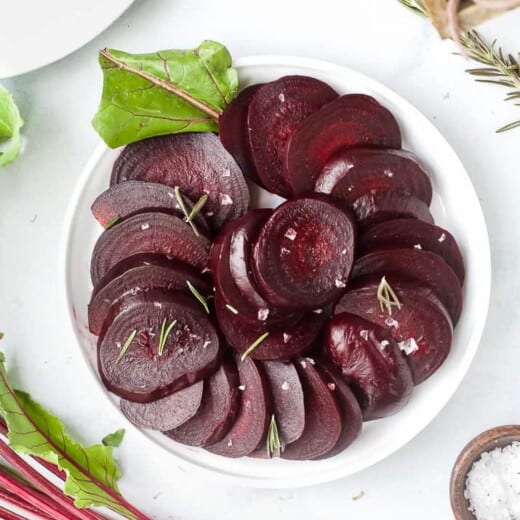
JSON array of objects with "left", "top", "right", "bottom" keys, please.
[
  {"left": 186, "top": 281, "right": 210, "bottom": 314},
  {"left": 174, "top": 186, "right": 200, "bottom": 237},
  {"left": 266, "top": 414, "right": 282, "bottom": 458},
  {"left": 376, "top": 276, "right": 402, "bottom": 316},
  {"left": 186, "top": 193, "right": 208, "bottom": 223},
  {"left": 158, "top": 318, "right": 177, "bottom": 356},
  {"left": 116, "top": 330, "right": 137, "bottom": 363},
  {"left": 240, "top": 332, "right": 269, "bottom": 362}
]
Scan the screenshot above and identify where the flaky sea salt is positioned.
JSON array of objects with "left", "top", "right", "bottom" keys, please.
[
  {"left": 140, "top": 223, "right": 150, "bottom": 231},
  {"left": 438, "top": 233, "right": 447, "bottom": 243},
  {"left": 220, "top": 194, "right": 233, "bottom": 205},
  {"left": 284, "top": 227, "right": 297, "bottom": 240},
  {"left": 398, "top": 338, "right": 419, "bottom": 356},
  {"left": 257, "top": 308, "right": 270, "bottom": 321},
  {"left": 414, "top": 243, "right": 422, "bottom": 250},
  {"left": 281, "top": 381, "right": 290, "bottom": 391},
  {"left": 464, "top": 441, "right": 520, "bottom": 520}
]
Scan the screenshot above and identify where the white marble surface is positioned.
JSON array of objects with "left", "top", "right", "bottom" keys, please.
[{"left": 0, "top": 1, "right": 519, "bottom": 518}]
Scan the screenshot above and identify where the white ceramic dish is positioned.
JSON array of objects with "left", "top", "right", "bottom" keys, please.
[
  {"left": 61, "top": 56, "right": 491, "bottom": 488},
  {"left": 0, "top": 0, "right": 134, "bottom": 78}
]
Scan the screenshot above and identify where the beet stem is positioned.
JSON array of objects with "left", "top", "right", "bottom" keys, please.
[
  {"left": 0, "top": 488, "right": 54, "bottom": 519},
  {"left": 0, "top": 504, "right": 30, "bottom": 520}
]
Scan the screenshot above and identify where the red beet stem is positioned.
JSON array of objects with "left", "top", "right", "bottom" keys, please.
[
  {"left": 0, "top": 505, "right": 31, "bottom": 520},
  {"left": 0, "top": 488, "right": 53, "bottom": 519}
]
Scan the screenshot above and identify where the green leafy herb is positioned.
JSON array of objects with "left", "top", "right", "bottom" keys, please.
[
  {"left": 0, "top": 352, "right": 144, "bottom": 519},
  {"left": 102, "top": 429, "right": 126, "bottom": 448},
  {"left": 398, "top": 0, "right": 426, "bottom": 16},
  {"left": 225, "top": 304, "right": 239, "bottom": 315},
  {"left": 186, "top": 281, "right": 210, "bottom": 314},
  {"left": 266, "top": 414, "right": 282, "bottom": 458},
  {"left": 0, "top": 85, "right": 24, "bottom": 167},
  {"left": 240, "top": 332, "right": 270, "bottom": 362},
  {"left": 116, "top": 330, "right": 137, "bottom": 363},
  {"left": 92, "top": 40, "right": 238, "bottom": 148},
  {"left": 158, "top": 318, "right": 177, "bottom": 356},
  {"left": 174, "top": 186, "right": 200, "bottom": 237},
  {"left": 186, "top": 193, "right": 208, "bottom": 223},
  {"left": 376, "top": 276, "right": 402, "bottom": 316},
  {"left": 103, "top": 214, "right": 121, "bottom": 229}
]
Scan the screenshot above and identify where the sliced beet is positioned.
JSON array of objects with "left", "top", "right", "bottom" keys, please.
[
  {"left": 247, "top": 76, "right": 338, "bottom": 197},
  {"left": 262, "top": 361, "right": 305, "bottom": 446},
  {"left": 335, "top": 278, "right": 453, "bottom": 384},
  {"left": 206, "top": 355, "right": 271, "bottom": 458},
  {"left": 91, "top": 180, "right": 210, "bottom": 235},
  {"left": 252, "top": 196, "right": 356, "bottom": 309},
  {"left": 98, "top": 290, "right": 221, "bottom": 402},
  {"left": 323, "top": 314, "right": 413, "bottom": 420},
  {"left": 351, "top": 191, "right": 434, "bottom": 229},
  {"left": 359, "top": 218, "right": 465, "bottom": 284},
  {"left": 120, "top": 380, "right": 203, "bottom": 431},
  {"left": 219, "top": 84, "right": 264, "bottom": 185},
  {"left": 315, "top": 358, "right": 362, "bottom": 456},
  {"left": 215, "top": 292, "right": 321, "bottom": 360},
  {"left": 165, "top": 356, "right": 240, "bottom": 446},
  {"left": 90, "top": 212, "right": 210, "bottom": 287},
  {"left": 210, "top": 209, "right": 288, "bottom": 324},
  {"left": 352, "top": 249, "right": 463, "bottom": 324},
  {"left": 315, "top": 148, "right": 432, "bottom": 205},
  {"left": 284, "top": 94, "right": 401, "bottom": 195},
  {"left": 281, "top": 358, "right": 342, "bottom": 460},
  {"left": 110, "top": 133, "right": 249, "bottom": 228},
  {"left": 88, "top": 258, "right": 212, "bottom": 336}
]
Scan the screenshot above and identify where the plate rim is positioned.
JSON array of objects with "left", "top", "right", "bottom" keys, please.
[{"left": 60, "top": 54, "right": 491, "bottom": 488}]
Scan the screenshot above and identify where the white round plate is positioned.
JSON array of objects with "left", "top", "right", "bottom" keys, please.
[
  {"left": 0, "top": 0, "right": 134, "bottom": 79},
  {"left": 62, "top": 56, "right": 491, "bottom": 488}
]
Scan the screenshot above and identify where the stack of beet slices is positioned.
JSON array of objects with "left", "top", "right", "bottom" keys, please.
[{"left": 88, "top": 74, "right": 464, "bottom": 461}]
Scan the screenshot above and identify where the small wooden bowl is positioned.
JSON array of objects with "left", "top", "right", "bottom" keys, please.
[{"left": 450, "top": 425, "right": 520, "bottom": 519}]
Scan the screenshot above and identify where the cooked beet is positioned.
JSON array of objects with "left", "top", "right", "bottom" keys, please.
[
  {"left": 351, "top": 191, "right": 434, "bottom": 229},
  {"left": 358, "top": 218, "right": 465, "bottom": 284},
  {"left": 206, "top": 355, "right": 271, "bottom": 457},
  {"left": 210, "top": 209, "right": 289, "bottom": 324},
  {"left": 281, "top": 358, "right": 342, "bottom": 460},
  {"left": 90, "top": 212, "right": 210, "bottom": 287},
  {"left": 315, "top": 148, "right": 432, "bottom": 205},
  {"left": 314, "top": 358, "right": 362, "bottom": 456},
  {"left": 252, "top": 196, "right": 356, "bottom": 309},
  {"left": 323, "top": 314, "right": 413, "bottom": 420},
  {"left": 219, "top": 84, "right": 264, "bottom": 185},
  {"left": 120, "top": 381, "right": 203, "bottom": 431},
  {"left": 284, "top": 94, "right": 401, "bottom": 195},
  {"left": 263, "top": 361, "right": 305, "bottom": 445},
  {"left": 88, "top": 258, "right": 211, "bottom": 336},
  {"left": 165, "top": 357, "right": 240, "bottom": 446},
  {"left": 247, "top": 76, "right": 338, "bottom": 197},
  {"left": 352, "top": 249, "right": 462, "bottom": 324},
  {"left": 91, "top": 181, "right": 210, "bottom": 235},
  {"left": 110, "top": 133, "right": 249, "bottom": 228},
  {"left": 98, "top": 290, "right": 221, "bottom": 402},
  {"left": 215, "top": 292, "right": 321, "bottom": 360},
  {"left": 335, "top": 279, "right": 453, "bottom": 384}
]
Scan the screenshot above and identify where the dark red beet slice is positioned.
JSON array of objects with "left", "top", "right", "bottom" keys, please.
[
  {"left": 281, "top": 358, "right": 342, "bottom": 460},
  {"left": 359, "top": 218, "right": 465, "bottom": 284},
  {"left": 110, "top": 133, "right": 249, "bottom": 228},
  {"left": 315, "top": 358, "right": 362, "bottom": 456},
  {"left": 247, "top": 76, "right": 338, "bottom": 197},
  {"left": 352, "top": 249, "right": 462, "bottom": 324},
  {"left": 252, "top": 196, "right": 356, "bottom": 309},
  {"left": 315, "top": 148, "right": 432, "bottom": 205},
  {"left": 215, "top": 292, "right": 321, "bottom": 360},
  {"left": 120, "top": 381, "right": 203, "bottom": 431},
  {"left": 335, "top": 278, "right": 453, "bottom": 384},
  {"left": 351, "top": 191, "right": 434, "bottom": 229},
  {"left": 210, "top": 209, "right": 289, "bottom": 324},
  {"left": 284, "top": 94, "right": 401, "bottom": 195},
  {"left": 98, "top": 290, "right": 221, "bottom": 402},
  {"left": 206, "top": 355, "right": 271, "bottom": 458},
  {"left": 165, "top": 356, "right": 240, "bottom": 447},
  {"left": 219, "top": 84, "right": 264, "bottom": 185},
  {"left": 262, "top": 361, "right": 305, "bottom": 446},
  {"left": 88, "top": 258, "right": 212, "bottom": 336},
  {"left": 91, "top": 180, "right": 210, "bottom": 235},
  {"left": 90, "top": 212, "right": 210, "bottom": 287},
  {"left": 323, "top": 314, "right": 413, "bottom": 420}
]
